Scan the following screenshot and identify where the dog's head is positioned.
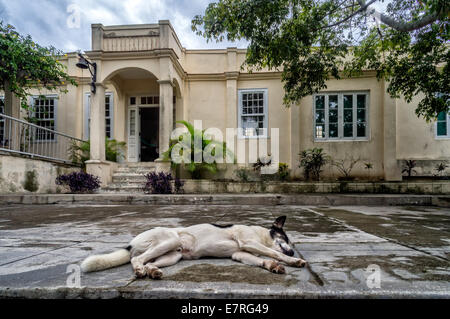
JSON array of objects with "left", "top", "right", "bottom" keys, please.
[{"left": 270, "top": 216, "right": 295, "bottom": 257}]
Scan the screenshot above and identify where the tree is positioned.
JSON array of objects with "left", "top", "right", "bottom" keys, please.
[
  {"left": 192, "top": 0, "right": 449, "bottom": 121},
  {"left": 0, "top": 21, "right": 76, "bottom": 112}
]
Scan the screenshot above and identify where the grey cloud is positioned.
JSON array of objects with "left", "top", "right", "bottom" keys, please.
[{"left": 0, "top": 0, "right": 247, "bottom": 52}]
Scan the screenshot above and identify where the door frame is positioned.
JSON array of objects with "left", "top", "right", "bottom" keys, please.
[{"left": 127, "top": 95, "right": 160, "bottom": 162}]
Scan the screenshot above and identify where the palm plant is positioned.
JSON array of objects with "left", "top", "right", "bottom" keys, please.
[
  {"left": 69, "top": 139, "right": 126, "bottom": 166},
  {"left": 163, "top": 120, "right": 234, "bottom": 179},
  {"left": 299, "top": 148, "right": 330, "bottom": 181},
  {"left": 402, "top": 160, "right": 417, "bottom": 177},
  {"left": 434, "top": 162, "right": 448, "bottom": 177}
]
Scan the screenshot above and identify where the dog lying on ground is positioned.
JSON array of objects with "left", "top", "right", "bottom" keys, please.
[{"left": 81, "top": 216, "right": 306, "bottom": 279}]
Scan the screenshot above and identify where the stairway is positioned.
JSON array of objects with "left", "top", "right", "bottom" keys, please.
[{"left": 101, "top": 163, "right": 157, "bottom": 193}]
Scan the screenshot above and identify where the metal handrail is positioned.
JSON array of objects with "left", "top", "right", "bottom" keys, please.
[{"left": 0, "top": 113, "right": 85, "bottom": 165}]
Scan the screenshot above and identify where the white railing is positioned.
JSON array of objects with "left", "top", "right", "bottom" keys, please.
[{"left": 0, "top": 113, "right": 85, "bottom": 165}]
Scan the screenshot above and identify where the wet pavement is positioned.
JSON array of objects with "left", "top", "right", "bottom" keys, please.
[{"left": 0, "top": 203, "right": 449, "bottom": 298}]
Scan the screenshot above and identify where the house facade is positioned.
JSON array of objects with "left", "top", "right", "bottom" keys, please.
[{"left": 1, "top": 21, "right": 449, "bottom": 183}]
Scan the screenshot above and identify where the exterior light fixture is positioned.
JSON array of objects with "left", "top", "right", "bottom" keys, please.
[{"left": 76, "top": 53, "right": 97, "bottom": 94}]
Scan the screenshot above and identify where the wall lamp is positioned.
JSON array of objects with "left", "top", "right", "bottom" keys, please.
[{"left": 76, "top": 53, "right": 97, "bottom": 94}]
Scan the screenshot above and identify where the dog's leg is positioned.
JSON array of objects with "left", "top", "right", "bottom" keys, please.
[
  {"left": 239, "top": 241, "right": 306, "bottom": 268},
  {"left": 144, "top": 251, "right": 182, "bottom": 280},
  {"left": 131, "top": 238, "right": 181, "bottom": 278},
  {"left": 232, "top": 251, "right": 285, "bottom": 274}
]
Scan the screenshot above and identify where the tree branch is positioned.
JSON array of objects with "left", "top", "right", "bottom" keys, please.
[{"left": 356, "top": 0, "right": 444, "bottom": 32}]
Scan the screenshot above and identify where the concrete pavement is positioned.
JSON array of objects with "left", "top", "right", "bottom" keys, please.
[{"left": 0, "top": 203, "right": 449, "bottom": 298}]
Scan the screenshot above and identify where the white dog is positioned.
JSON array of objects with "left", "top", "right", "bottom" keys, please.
[{"left": 81, "top": 216, "right": 306, "bottom": 279}]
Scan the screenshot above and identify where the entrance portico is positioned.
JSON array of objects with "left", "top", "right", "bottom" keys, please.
[{"left": 83, "top": 21, "right": 184, "bottom": 182}]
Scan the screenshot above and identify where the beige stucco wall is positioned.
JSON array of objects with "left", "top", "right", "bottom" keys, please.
[{"left": 397, "top": 94, "right": 450, "bottom": 160}]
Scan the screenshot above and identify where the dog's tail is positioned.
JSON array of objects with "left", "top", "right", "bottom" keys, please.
[{"left": 81, "top": 247, "right": 131, "bottom": 273}]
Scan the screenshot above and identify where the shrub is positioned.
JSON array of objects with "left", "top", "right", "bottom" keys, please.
[
  {"left": 163, "top": 120, "right": 234, "bottom": 179},
  {"left": 299, "top": 148, "right": 329, "bottom": 181},
  {"left": 434, "top": 162, "right": 448, "bottom": 176},
  {"left": 235, "top": 167, "right": 251, "bottom": 182},
  {"left": 402, "top": 160, "right": 417, "bottom": 177},
  {"left": 56, "top": 172, "right": 101, "bottom": 193},
  {"left": 331, "top": 156, "right": 361, "bottom": 180},
  {"left": 278, "top": 163, "right": 290, "bottom": 181},
  {"left": 143, "top": 172, "right": 184, "bottom": 194},
  {"left": 69, "top": 139, "right": 126, "bottom": 166}
]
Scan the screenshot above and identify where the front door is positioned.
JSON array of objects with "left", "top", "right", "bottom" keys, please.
[
  {"left": 140, "top": 107, "right": 159, "bottom": 162},
  {"left": 127, "top": 106, "right": 140, "bottom": 162}
]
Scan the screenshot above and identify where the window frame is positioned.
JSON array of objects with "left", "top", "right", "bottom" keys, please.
[
  {"left": 435, "top": 111, "right": 450, "bottom": 139},
  {"left": 84, "top": 92, "right": 114, "bottom": 140},
  {"left": 238, "top": 88, "right": 269, "bottom": 139},
  {"left": 30, "top": 95, "right": 58, "bottom": 142},
  {"left": 313, "top": 91, "right": 370, "bottom": 142}
]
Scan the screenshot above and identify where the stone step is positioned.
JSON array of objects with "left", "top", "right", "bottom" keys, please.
[
  {"left": 115, "top": 168, "right": 156, "bottom": 174},
  {"left": 111, "top": 178, "right": 147, "bottom": 185},
  {"left": 101, "top": 184, "right": 144, "bottom": 193}
]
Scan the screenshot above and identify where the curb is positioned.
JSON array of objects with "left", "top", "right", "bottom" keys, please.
[
  {"left": 0, "top": 194, "right": 448, "bottom": 207},
  {"left": 1, "top": 287, "right": 449, "bottom": 299}
]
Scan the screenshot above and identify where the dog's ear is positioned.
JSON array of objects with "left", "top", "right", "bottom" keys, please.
[{"left": 273, "top": 216, "right": 286, "bottom": 229}]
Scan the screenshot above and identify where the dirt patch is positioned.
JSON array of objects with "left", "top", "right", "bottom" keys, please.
[{"left": 165, "top": 264, "right": 299, "bottom": 286}]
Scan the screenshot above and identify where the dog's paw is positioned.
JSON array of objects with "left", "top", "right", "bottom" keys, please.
[
  {"left": 149, "top": 268, "right": 163, "bottom": 280},
  {"left": 134, "top": 265, "right": 147, "bottom": 278},
  {"left": 271, "top": 264, "right": 285, "bottom": 274},
  {"left": 292, "top": 259, "right": 307, "bottom": 268},
  {"left": 265, "top": 260, "right": 285, "bottom": 274}
]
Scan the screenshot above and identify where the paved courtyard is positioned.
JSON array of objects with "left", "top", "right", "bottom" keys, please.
[{"left": 0, "top": 203, "right": 449, "bottom": 298}]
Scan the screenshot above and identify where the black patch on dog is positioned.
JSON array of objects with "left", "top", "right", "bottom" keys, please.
[
  {"left": 210, "top": 223, "right": 234, "bottom": 228},
  {"left": 270, "top": 226, "right": 290, "bottom": 244},
  {"left": 125, "top": 245, "right": 132, "bottom": 251}
]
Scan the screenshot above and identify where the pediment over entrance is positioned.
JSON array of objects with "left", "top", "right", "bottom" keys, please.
[{"left": 91, "top": 21, "right": 183, "bottom": 57}]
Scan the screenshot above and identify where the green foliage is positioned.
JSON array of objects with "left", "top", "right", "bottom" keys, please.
[
  {"left": 331, "top": 156, "right": 361, "bottom": 179},
  {"left": 235, "top": 167, "right": 251, "bottom": 182},
  {"left": 299, "top": 148, "right": 330, "bottom": 181},
  {"left": 69, "top": 139, "right": 126, "bottom": 166},
  {"left": 434, "top": 161, "right": 448, "bottom": 176},
  {"left": 278, "top": 163, "right": 290, "bottom": 181},
  {"left": 402, "top": 160, "right": 417, "bottom": 177},
  {"left": 192, "top": 0, "right": 449, "bottom": 120},
  {"left": 163, "top": 120, "right": 234, "bottom": 179},
  {"left": 23, "top": 170, "right": 39, "bottom": 192},
  {"left": 0, "top": 22, "right": 77, "bottom": 109}
]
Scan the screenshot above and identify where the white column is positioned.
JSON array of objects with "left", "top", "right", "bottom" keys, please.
[
  {"left": 158, "top": 80, "right": 174, "bottom": 159},
  {"left": 89, "top": 84, "right": 106, "bottom": 161}
]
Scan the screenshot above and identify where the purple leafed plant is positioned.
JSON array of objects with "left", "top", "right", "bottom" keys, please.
[
  {"left": 56, "top": 172, "right": 101, "bottom": 193},
  {"left": 143, "top": 172, "right": 184, "bottom": 194}
]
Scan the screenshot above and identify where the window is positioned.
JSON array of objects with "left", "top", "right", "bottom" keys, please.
[
  {"left": 238, "top": 89, "right": 268, "bottom": 138},
  {"left": 436, "top": 111, "right": 450, "bottom": 138},
  {"left": 0, "top": 97, "right": 4, "bottom": 145},
  {"left": 314, "top": 92, "right": 369, "bottom": 140},
  {"left": 32, "top": 96, "right": 57, "bottom": 141},
  {"left": 84, "top": 93, "right": 114, "bottom": 140},
  {"left": 138, "top": 96, "right": 159, "bottom": 105}
]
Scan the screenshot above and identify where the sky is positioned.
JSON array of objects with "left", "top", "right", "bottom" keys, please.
[
  {"left": 0, "top": 0, "right": 249, "bottom": 52},
  {"left": 0, "top": 0, "right": 389, "bottom": 53}
]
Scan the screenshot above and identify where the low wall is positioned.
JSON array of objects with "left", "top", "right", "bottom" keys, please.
[
  {"left": 0, "top": 154, "right": 80, "bottom": 194},
  {"left": 181, "top": 180, "right": 450, "bottom": 195}
]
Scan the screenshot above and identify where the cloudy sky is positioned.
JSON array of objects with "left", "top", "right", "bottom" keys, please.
[{"left": 0, "top": 0, "right": 249, "bottom": 52}]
